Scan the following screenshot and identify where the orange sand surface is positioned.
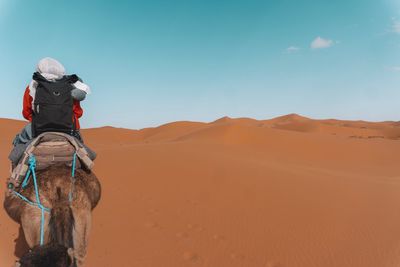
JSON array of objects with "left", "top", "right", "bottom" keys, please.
[{"left": 1, "top": 114, "right": 400, "bottom": 267}]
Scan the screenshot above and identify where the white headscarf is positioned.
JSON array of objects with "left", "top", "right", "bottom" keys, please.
[
  {"left": 29, "top": 57, "right": 91, "bottom": 103},
  {"left": 36, "top": 57, "right": 66, "bottom": 81}
]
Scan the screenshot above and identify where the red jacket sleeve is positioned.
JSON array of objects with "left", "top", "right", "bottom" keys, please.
[
  {"left": 23, "top": 86, "right": 84, "bottom": 128},
  {"left": 22, "top": 86, "right": 33, "bottom": 121},
  {"left": 73, "top": 101, "right": 83, "bottom": 130},
  {"left": 73, "top": 101, "right": 83, "bottom": 119}
]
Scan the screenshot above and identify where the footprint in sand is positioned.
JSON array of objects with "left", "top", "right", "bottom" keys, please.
[
  {"left": 175, "top": 231, "right": 190, "bottom": 239},
  {"left": 144, "top": 221, "right": 161, "bottom": 229},
  {"left": 186, "top": 223, "right": 204, "bottom": 232},
  {"left": 230, "top": 252, "right": 245, "bottom": 261},
  {"left": 212, "top": 234, "right": 226, "bottom": 242},
  {"left": 182, "top": 251, "right": 200, "bottom": 263},
  {"left": 265, "top": 262, "right": 283, "bottom": 267},
  {"left": 147, "top": 208, "right": 159, "bottom": 215},
  {"left": 185, "top": 199, "right": 200, "bottom": 206}
]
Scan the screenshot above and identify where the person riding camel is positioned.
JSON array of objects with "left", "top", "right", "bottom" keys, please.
[
  {"left": 9, "top": 57, "right": 93, "bottom": 167},
  {"left": 5, "top": 58, "right": 100, "bottom": 267},
  {"left": 23, "top": 57, "right": 90, "bottom": 138}
]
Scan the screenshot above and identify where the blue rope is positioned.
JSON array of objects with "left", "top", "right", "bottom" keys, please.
[
  {"left": 12, "top": 191, "right": 50, "bottom": 212},
  {"left": 29, "top": 155, "right": 49, "bottom": 246},
  {"left": 28, "top": 154, "right": 36, "bottom": 171},
  {"left": 21, "top": 168, "right": 31, "bottom": 189},
  {"left": 13, "top": 152, "right": 77, "bottom": 246},
  {"left": 69, "top": 152, "right": 77, "bottom": 202},
  {"left": 72, "top": 152, "right": 77, "bottom": 178},
  {"left": 13, "top": 155, "right": 49, "bottom": 246}
]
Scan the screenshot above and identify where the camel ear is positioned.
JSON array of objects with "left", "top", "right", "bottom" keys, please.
[{"left": 67, "top": 248, "right": 75, "bottom": 266}]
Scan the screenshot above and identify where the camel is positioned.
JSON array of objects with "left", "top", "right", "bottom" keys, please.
[{"left": 4, "top": 164, "right": 101, "bottom": 267}]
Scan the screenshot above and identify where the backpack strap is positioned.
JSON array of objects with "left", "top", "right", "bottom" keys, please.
[
  {"left": 32, "top": 72, "right": 47, "bottom": 83},
  {"left": 32, "top": 72, "right": 80, "bottom": 84},
  {"left": 65, "top": 74, "right": 80, "bottom": 84}
]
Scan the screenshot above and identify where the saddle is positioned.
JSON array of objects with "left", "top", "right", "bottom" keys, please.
[{"left": 8, "top": 132, "right": 94, "bottom": 189}]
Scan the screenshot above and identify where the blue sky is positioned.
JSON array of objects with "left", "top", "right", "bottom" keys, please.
[{"left": 0, "top": 0, "right": 399, "bottom": 129}]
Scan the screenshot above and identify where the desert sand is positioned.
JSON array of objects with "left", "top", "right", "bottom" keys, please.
[{"left": 1, "top": 114, "right": 400, "bottom": 267}]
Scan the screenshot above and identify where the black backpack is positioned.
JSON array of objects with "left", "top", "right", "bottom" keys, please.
[{"left": 31, "top": 72, "right": 79, "bottom": 137}]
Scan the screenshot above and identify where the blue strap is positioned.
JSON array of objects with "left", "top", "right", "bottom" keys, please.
[
  {"left": 21, "top": 168, "right": 31, "bottom": 188},
  {"left": 29, "top": 155, "right": 47, "bottom": 245},
  {"left": 15, "top": 155, "right": 47, "bottom": 245},
  {"left": 15, "top": 152, "right": 78, "bottom": 246},
  {"left": 72, "top": 152, "right": 77, "bottom": 178},
  {"left": 22, "top": 154, "right": 36, "bottom": 188},
  {"left": 69, "top": 152, "right": 77, "bottom": 203},
  {"left": 40, "top": 208, "right": 45, "bottom": 245},
  {"left": 12, "top": 191, "right": 50, "bottom": 212},
  {"left": 28, "top": 154, "right": 37, "bottom": 169}
]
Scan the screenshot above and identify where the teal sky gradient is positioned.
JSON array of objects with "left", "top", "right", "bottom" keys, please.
[{"left": 0, "top": 0, "right": 399, "bottom": 128}]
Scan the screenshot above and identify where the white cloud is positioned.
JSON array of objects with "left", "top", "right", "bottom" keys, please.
[
  {"left": 310, "top": 37, "right": 334, "bottom": 49},
  {"left": 392, "top": 20, "right": 400, "bottom": 33},
  {"left": 389, "top": 66, "right": 400, "bottom": 72},
  {"left": 285, "top": 46, "right": 300, "bottom": 53}
]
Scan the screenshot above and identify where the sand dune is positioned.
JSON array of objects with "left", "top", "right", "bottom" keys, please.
[{"left": 1, "top": 115, "right": 400, "bottom": 267}]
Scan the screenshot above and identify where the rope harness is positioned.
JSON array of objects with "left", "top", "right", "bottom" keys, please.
[{"left": 11, "top": 153, "right": 77, "bottom": 246}]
